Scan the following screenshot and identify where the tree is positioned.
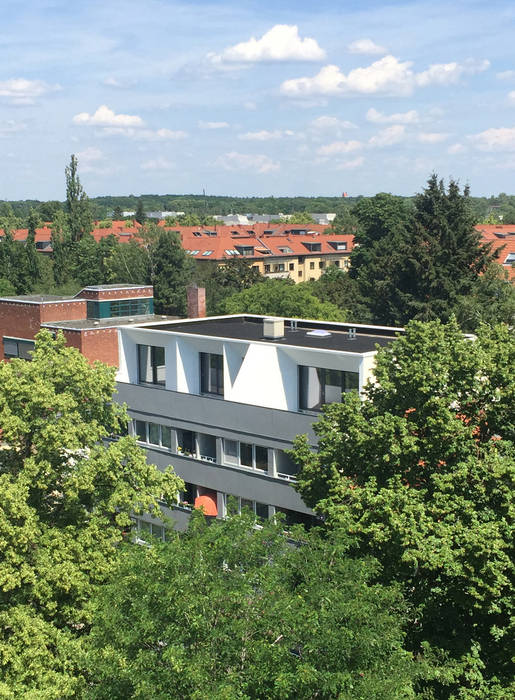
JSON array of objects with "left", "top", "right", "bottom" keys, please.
[
  {"left": 285, "top": 211, "right": 316, "bottom": 225},
  {"left": 38, "top": 200, "right": 63, "bottom": 223},
  {"left": 197, "top": 257, "right": 264, "bottom": 314},
  {"left": 291, "top": 319, "right": 514, "bottom": 698},
  {"left": 455, "top": 262, "right": 515, "bottom": 330},
  {"left": 25, "top": 208, "right": 42, "bottom": 284},
  {"left": 221, "top": 278, "right": 346, "bottom": 321},
  {"left": 65, "top": 154, "right": 93, "bottom": 242},
  {"left": 0, "top": 278, "right": 15, "bottom": 295},
  {"left": 105, "top": 240, "right": 150, "bottom": 285},
  {"left": 112, "top": 205, "right": 123, "bottom": 220},
  {"left": 308, "top": 266, "right": 371, "bottom": 322},
  {"left": 350, "top": 178, "right": 499, "bottom": 327},
  {"left": 84, "top": 512, "right": 415, "bottom": 699},
  {"left": 51, "top": 210, "right": 75, "bottom": 287},
  {"left": 135, "top": 199, "right": 146, "bottom": 225},
  {"left": 0, "top": 331, "right": 182, "bottom": 697},
  {"left": 149, "top": 227, "right": 196, "bottom": 315}
]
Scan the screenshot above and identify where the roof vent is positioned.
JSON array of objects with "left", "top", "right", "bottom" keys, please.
[
  {"left": 306, "top": 329, "right": 331, "bottom": 337},
  {"left": 348, "top": 327, "right": 357, "bottom": 339},
  {"left": 263, "top": 317, "right": 284, "bottom": 339},
  {"left": 93, "top": 321, "right": 99, "bottom": 326}
]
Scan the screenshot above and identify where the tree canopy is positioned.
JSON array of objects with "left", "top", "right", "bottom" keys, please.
[
  {"left": 0, "top": 331, "right": 182, "bottom": 697},
  {"left": 84, "top": 512, "right": 415, "bottom": 699},
  {"left": 221, "top": 278, "right": 346, "bottom": 321},
  {"left": 291, "top": 319, "right": 514, "bottom": 699}
]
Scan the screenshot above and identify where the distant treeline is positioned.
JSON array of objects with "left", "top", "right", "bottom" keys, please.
[{"left": 3, "top": 191, "right": 515, "bottom": 223}]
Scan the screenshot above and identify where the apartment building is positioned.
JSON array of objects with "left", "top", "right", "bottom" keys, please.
[{"left": 115, "top": 313, "right": 402, "bottom": 530}]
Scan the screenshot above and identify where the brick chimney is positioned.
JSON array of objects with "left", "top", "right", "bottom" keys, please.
[{"left": 187, "top": 285, "right": 206, "bottom": 318}]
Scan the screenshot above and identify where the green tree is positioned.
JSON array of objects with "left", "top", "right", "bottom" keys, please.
[
  {"left": 135, "top": 199, "right": 146, "bottom": 225},
  {"left": 455, "top": 262, "right": 515, "bottom": 330},
  {"left": 222, "top": 278, "right": 346, "bottom": 321},
  {"left": 112, "top": 205, "right": 123, "bottom": 220},
  {"left": 51, "top": 210, "right": 75, "bottom": 287},
  {"left": 65, "top": 154, "right": 93, "bottom": 242},
  {"left": 25, "top": 208, "right": 42, "bottom": 284},
  {"left": 197, "top": 257, "right": 264, "bottom": 314},
  {"left": 38, "top": 200, "right": 63, "bottom": 223},
  {"left": 149, "top": 227, "right": 196, "bottom": 314},
  {"left": 105, "top": 239, "right": 150, "bottom": 285},
  {"left": 84, "top": 513, "right": 415, "bottom": 699},
  {"left": 308, "top": 266, "right": 371, "bottom": 322},
  {"left": 285, "top": 211, "right": 316, "bottom": 225},
  {"left": 0, "top": 278, "right": 15, "bottom": 295},
  {"left": 0, "top": 331, "right": 182, "bottom": 698},
  {"left": 291, "top": 319, "right": 514, "bottom": 698}
]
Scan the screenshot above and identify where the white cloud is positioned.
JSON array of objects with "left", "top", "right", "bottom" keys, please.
[
  {"left": 366, "top": 107, "right": 419, "bottom": 124},
  {"left": 310, "top": 115, "right": 357, "bottom": 130},
  {"left": 469, "top": 126, "right": 515, "bottom": 151},
  {"left": 347, "top": 38, "right": 386, "bottom": 55},
  {"left": 369, "top": 125, "right": 406, "bottom": 147},
  {"left": 217, "top": 151, "right": 280, "bottom": 173},
  {"left": 448, "top": 143, "right": 466, "bottom": 154},
  {"left": 198, "top": 120, "right": 229, "bottom": 129},
  {"left": 336, "top": 156, "right": 364, "bottom": 170},
  {"left": 317, "top": 140, "right": 362, "bottom": 156},
  {"left": 141, "top": 157, "right": 174, "bottom": 171},
  {"left": 211, "top": 25, "right": 326, "bottom": 63},
  {"left": 0, "top": 120, "right": 26, "bottom": 136},
  {"left": 238, "top": 129, "right": 295, "bottom": 141},
  {"left": 0, "top": 78, "right": 60, "bottom": 104},
  {"left": 497, "top": 70, "right": 515, "bottom": 80},
  {"left": 100, "top": 127, "right": 187, "bottom": 140},
  {"left": 509, "top": 91, "right": 515, "bottom": 104},
  {"left": 281, "top": 55, "right": 490, "bottom": 97},
  {"left": 244, "top": 100, "right": 257, "bottom": 111},
  {"left": 418, "top": 132, "right": 449, "bottom": 143},
  {"left": 76, "top": 146, "right": 104, "bottom": 163},
  {"left": 415, "top": 58, "right": 489, "bottom": 87},
  {"left": 103, "top": 77, "right": 135, "bottom": 89},
  {"left": 73, "top": 105, "right": 144, "bottom": 127}
]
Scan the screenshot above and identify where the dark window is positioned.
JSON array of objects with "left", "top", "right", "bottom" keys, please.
[
  {"left": 138, "top": 345, "right": 165, "bottom": 386},
  {"left": 148, "top": 422, "right": 160, "bottom": 445},
  {"left": 319, "top": 261, "right": 325, "bottom": 269},
  {"left": 255, "top": 445, "right": 268, "bottom": 471},
  {"left": 298, "top": 270, "right": 303, "bottom": 277},
  {"left": 299, "top": 366, "right": 359, "bottom": 411},
  {"left": 264, "top": 264, "right": 271, "bottom": 273},
  {"left": 334, "top": 260, "right": 340, "bottom": 267},
  {"left": 309, "top": 261, "right": 315, "bottom": 270},
  {"left": 3, "top": 337, "right": 35, "bottom": 360},
  {"left": 289, "top": 263, "right": 294, "bottom": 270},
  {"left": 200, "top": 352, "right": 224, "bottom": 396},
  {"left": 161, "top": 426, "right": 172, "bottom": 449},
  {"left": 177, "top": 429, "right": 195, "bottom": 455},
  {"left": 135, "top": 420, "right": 147, "bottom": 441}
]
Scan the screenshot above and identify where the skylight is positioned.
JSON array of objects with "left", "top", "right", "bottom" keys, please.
[{"left": 202, "top": 250, "right": 213, "bottom": 256}]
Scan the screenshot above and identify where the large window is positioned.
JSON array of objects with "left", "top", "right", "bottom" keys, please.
[
  {"left": 223, "top": 439, "right": 268, "bottom": 472},
  {"left": 134, "top": 420, "right": 172, "bottom": 449},
  {"left": 138, "top": 345, "right": 165, "bottom": 386},
  {"left": 225, "top": 494, "right": 269, "bottom": 520},
  {"left": 3, "top": 337, "right": 35, "bottom": 360},
  {"left": 299, "top": 366, "right": 359, "bottom": 411},
  {"left": 87, "top": 298, "right": 153, "bottom": 319},
  {"left": 200, "top": 352, "right": 224, "bottom": 396}
]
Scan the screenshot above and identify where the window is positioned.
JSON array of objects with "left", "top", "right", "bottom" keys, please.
[
  {"left": 202, "top": 250, "right": 213, "bottom": 256},
  {"left": 223, "top": 439, "right": 268, "bottom": 472},
  {"left": 131, "top": 517, "right": 166, "bottom": 542},
  {"left": 138, "top": 345, "right": 165, "bottom": 386},
  {"left": 298, "top": 270, "right": 303, "bottom": 277},
  {"left": 299, "top": 366, "right": 359, "bottom": 411},
  {"left": 133, "top": 420, "right": 173, "bottom": 450},
  {"left": 319, "top": 261, "right": 325, "bottom": 269},
  {"left": 178, "top": 482, "right": 197, "bottom": 507},
  {"left": 309, "top": 261, "right": 315, "bottom": 270},
  {"left": 3, "top": 337, "right": 35, "bottom": 360},
  {"left": 289, "top": 263, "right": 294, "bottom": 270},
  {"left": 200, "top": 352, "right": 224, "bottom": 396},
  {"left": 197, "top": 432, "right": 217, "bottom": 462},
  {"left": 225, "top": 495, "right": 269, "bottom": 520},
  {"left": 334, "top": 260, "right": 340, "bottom": 267},
  {"left": 274, "top": 507, "right": 316, "bottom": 528},
  {"left": 273, "top": 263, "right": 285, "bottom": 272},
  {"left": 275, "top": 450, "right": 299, "bottom": 481},
  {"left": 177, "top": 429, "right": 195, "bottom": 456},
  {"left": 264, "top": 264, "right": 271, "bottom": 273}
]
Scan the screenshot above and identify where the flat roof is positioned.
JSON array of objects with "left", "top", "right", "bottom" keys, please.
[
  {"left": 42, "top": 314, "right": 177, "bottom": 331},
  {"left": 0, "top": 294, "right": 72, "bottom": 303},
  {"left": 140, "top": 316, "right": 401, "bottom": 353},
  {"left": 80, "top": 284, "right": 151, "bottom": 291}
]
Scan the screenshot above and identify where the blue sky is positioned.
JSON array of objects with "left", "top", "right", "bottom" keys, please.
[{"left": 1, "top": 0, "right": 515, "bottom": 200}]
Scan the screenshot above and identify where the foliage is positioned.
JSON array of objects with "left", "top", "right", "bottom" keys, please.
[
  {"left": 284, "top": 211, "right": 317, "bottom": 225},
  {"left": 0, "top": 278, "right": 15, "bottom": 295},
  {"left": 105, "top": 240, "right": 150, "bottom": 285},
  {"left": 25, "top": 208, "right": 42, "bottom": 284},
  {"left": 455, "top": 262, "right": 515, "bottom": 330},
  {"left": 0, "top": 331, "right": 182, "bottom": 697},
  {"left": 221, "top": 278, "right": 347, "bottom": 321},
  {"left": 196, "top": 257, "right": 264, "bottom": 314},
  {"left": 84, "top": 512, "right": 415, "bottom": 699},
  {"left": 147, "top": 226, "right": 196, "bottom": 315},
  {"left": 291, "top": 319, "right": 515, "bottom": 698},
  {"left": 134, "top": 199, "right": 146, "bottom": 225},
  {"left": 350, "top": 178, "right": 498, "bottom": 327},
  {"left": 65, "top": 154, "right": 93, "bottom": 242},
  {"left": 0, "top": 222, "right": 37, "bottom": 294},
  {"left": 308, "top": 266, "right": 372, "bottom": 323}
]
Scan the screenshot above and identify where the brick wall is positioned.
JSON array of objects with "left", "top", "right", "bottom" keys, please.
[{"left": 77, "top": 286, "right": 153, "bottom": 301}]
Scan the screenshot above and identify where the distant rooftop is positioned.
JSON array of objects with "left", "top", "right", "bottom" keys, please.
[
  {"left": 0, "top": 294, "right": 71, "bottom": 303},
  {"left": 80, "top": 284, "right": 151, "bottom": 291},
  {"left": 140, "top": 315, "right": 402, "bottom": 354},
  {"left": 42, "top": 314, "right": 177, "bottom": 331}
]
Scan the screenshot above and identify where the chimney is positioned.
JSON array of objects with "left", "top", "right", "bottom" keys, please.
[
  {"left": 263, "top": 317, "right": 284, "bottom": 339},
  {"left": 187, "top": 285, "right": 206, "bottom": 318}
]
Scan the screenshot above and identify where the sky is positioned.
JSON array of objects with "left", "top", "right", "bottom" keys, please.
[{"left": 1, "top": 0, "right": 515, "bottom": 200}]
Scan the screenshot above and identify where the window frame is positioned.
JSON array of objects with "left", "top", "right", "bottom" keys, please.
[{"left": 200, "top": 352, "right": 224, "bottom": 396}]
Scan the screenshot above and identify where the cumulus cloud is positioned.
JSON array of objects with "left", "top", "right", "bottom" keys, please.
[
  {"left": 211, "top": 25, "right": 326, "bottom": 63},
  {"left": 347, "top": 38, "right": 386, "bottom": 55},
  {"left": 141, "top": 157, "right": 174, "bottom": 170},
  {"left": 73, "top": 105, "right": 144, "bottom": 127},
  {"left": 0, "top": 78, "right": 60, "bottom": 104},
  {"left": 0, "top": 120, "right": 26, "bottom": 136},
  {"left": 317, "top": 140, "right": 362, "bottom": 156},
  {"left": 469, "top": 126, "right": 515, "bottom": 151},
  {"left": 336, "top": 156, "right": 364, "bottom": 169},
  {"left": 280, "top": 55, "right": 490, "bottom": 97},
  {"left": 310, "top": 115, "right": 357, "bottom": 130},
  {"left": 418, "top": 132, "right": 449, "bottom": 143},
  {"left": 448, "top": 143, "right": 466, "bottom": 154},
  {"left": 366, "top": 107, "right": 419, "bottom": 124},
  {"left": 238, "top": 129, "right": 295, "bottom": 141},
  {"left": 368, "top": 125, "right": 406, "bottom": 147},
  {"left": 99, "top": 126, "right": 187, "bottom": 140},
  {"left": 497, "top": 70, "right": 515, "bottom": 80},
  {"left": 509, "top": 91, "right": 515, "bottom": 104},
  {"left": 198, "top": 120, "right": 230, "bottom": 129},
  {"left": 217, "top": 151, "right": 280, "bottom": 173}
]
